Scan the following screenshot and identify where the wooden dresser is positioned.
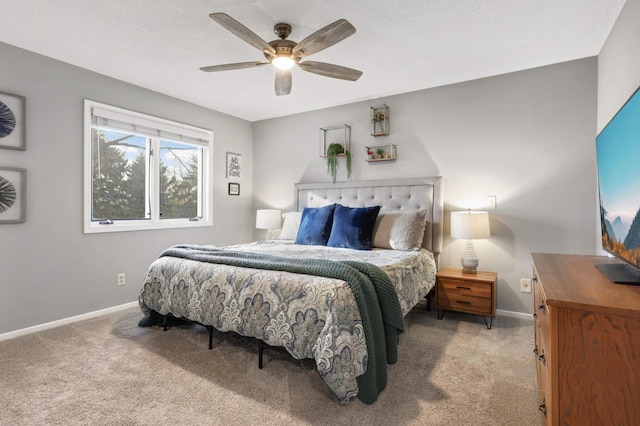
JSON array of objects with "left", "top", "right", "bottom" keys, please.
[{"left": 531, "top": 253, "right": 640, "bottom": 425}]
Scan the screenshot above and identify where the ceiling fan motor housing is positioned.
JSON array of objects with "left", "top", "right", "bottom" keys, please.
[{"left": 265, "top": 39, "right": 297, "bottom": 62}]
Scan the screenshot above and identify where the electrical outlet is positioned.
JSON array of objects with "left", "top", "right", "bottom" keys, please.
[
  {"left": 520, "top": 278, "right": 531, "bottom": 293},
  {"left": 117, "top": 273, "right": 126, "bottom": 286}
]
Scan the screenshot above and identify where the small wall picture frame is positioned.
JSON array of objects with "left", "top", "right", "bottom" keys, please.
[
  {"left": 226, "top": 152, "right": 242, "bottom": 179},
  {"left": 0, "top": 91, "right": 26, "bottom": 150},
  {"left": 228, "top": 182, "right": 240, "bottom": 196},
  {"left": 0, "top": 166, "right": 26, "bottom": 223}
]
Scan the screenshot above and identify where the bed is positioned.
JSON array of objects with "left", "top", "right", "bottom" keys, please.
[{"left": 138, "top": 177, "right": 443, "bottom": 403}]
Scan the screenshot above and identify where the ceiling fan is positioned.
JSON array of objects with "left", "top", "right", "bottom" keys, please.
[{"left": 200, "top": 13, "right": 363, "bottom": 96}]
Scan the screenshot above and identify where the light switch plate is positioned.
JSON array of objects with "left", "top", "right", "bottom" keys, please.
[{"left": 486, "top": 196, "right": 496, "bottom": 210}]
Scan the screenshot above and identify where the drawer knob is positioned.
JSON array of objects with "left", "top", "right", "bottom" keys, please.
[
  {"left": 533, "top": 312, "right": 537, "bottom": 319},
  {"left": 538, "top": 304, "right": 546, "bottom": 313},
  {"left": 538, "top": 353, "right": 546, "bottom": 366},
  {"left": 533, "top": 347, "right": 538, "bottom": 356},
  {"left": 538, "top": 403, "right": 547, "bottom": 415}
]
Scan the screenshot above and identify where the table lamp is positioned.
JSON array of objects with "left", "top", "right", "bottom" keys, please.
[
  {"left": 256, "top": 209, "right": 281, "bottom": 240},
  {"left": 450, "top": 210, "right": 490, "bottom": 273}
]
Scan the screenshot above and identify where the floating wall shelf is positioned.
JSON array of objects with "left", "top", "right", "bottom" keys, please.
[
  {"left": 319, "top": 124, "right": 351, "bottom": 158},
  {"left": 365, "top": 144, "right": 396, "bottom": 162}
]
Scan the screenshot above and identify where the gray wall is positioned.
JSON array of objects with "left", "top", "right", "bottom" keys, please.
[
  {"left": 253, "top": 58, "right": 598, "bottom": 314},
  {"left": 0, "top": 42, "right": 254, "bottom": 334},
  {"left": 598, "top": 0, "right": 640, "bottom": 133}
]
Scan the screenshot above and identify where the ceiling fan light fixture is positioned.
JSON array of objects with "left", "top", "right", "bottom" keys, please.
[{"left": 272, "top": 55, "right": 295, "bottom": 70}]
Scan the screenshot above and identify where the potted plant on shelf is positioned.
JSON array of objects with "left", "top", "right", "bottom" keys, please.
[
  {"left": 376, "top": 148, "right": 385, "bottom": 159},
  {"left": 326, "top": 143, "right": 351, "bottom": 184},
  {"left": 372, "top": 109, "right": 386, "bottom": 135}
]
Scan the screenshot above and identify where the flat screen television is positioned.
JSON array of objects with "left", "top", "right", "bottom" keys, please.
[{"left": 596, "top": 85, "right": 640, "bottom": 284}]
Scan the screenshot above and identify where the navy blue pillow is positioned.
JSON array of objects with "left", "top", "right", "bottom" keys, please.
[
  {"left": 328, "top": 205, "right": 381, "bottom": 250},
  {"left": 295, "top": 204, "right": 336, "bottom": 246}
]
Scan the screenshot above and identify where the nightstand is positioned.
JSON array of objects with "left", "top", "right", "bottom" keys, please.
[{"left": 436, "top": 267, "right": 497, "bottom": 329}]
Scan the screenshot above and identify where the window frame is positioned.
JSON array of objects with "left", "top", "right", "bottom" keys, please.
[{"left": 83, "top": 100, "right": 213, "bottom": 234}]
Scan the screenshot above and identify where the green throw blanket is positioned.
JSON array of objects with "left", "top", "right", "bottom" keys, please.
[{"left": 160, "top": 244, "right": 405, "bottom": 404}]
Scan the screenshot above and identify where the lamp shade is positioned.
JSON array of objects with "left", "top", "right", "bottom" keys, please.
[
  {"left": 451, "top": 211, "right": 490, "bottom": 240},
  {"left": 256, "top": 209, "right": 282, "bottom": 230}
]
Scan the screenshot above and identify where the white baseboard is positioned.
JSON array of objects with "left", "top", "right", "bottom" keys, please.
[
  {"left": 496, "top": 308, "right": 534, "bottom": 320},
  {"left": 0, "top": 301, "right": 139, "bottom": 342}
]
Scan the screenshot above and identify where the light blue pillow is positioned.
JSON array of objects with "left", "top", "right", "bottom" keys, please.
[
  {"left": 327, "top": 204, "right": 381, "bottom": 250},
  {"left": 295, "top": 204, "right": 336, "bottom": 246}
]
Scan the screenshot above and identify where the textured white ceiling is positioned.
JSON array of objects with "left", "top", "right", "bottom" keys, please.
[{"left": 0, "top": 0, "right": 626, "bottom": 121}]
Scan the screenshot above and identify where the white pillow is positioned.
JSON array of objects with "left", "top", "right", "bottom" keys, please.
[
  {"left": 276, "top": 211, "right": 302, "bottom": 240},
  {"left": 373, "top": 209, "right": 427, "bottom": 251}
]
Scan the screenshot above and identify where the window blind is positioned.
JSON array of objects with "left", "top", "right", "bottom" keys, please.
[{"left": 91, "top": 105, "right": 211, "bottom": 147}]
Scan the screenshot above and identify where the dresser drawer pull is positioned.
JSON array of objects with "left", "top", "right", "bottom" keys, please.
[
  {"left": 456, "top": 300, "right": 471, "bottom": 305},
  {"left": 531, "top": 277, "right": 538, "bottom": 285},
  {"left": 456, "top": 286, "right": 472, "bottom": 290},
  {"left": 538, "top": 304, "right": 546, "bottom": 313},
  {"left": 533, "top": 347, "right": 538, "bottom": 355},
  {"left": 538, "top": 403, "right": 547, "bottom": 415},
  {"left": 533, "top": 312, "right": 537, "bottom": 319},
  {"left": 538, "top": 354, "right": 546, "bottom": 365}
]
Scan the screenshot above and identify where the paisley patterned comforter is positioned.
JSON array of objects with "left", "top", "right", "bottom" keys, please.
[{"left": 138, "top": 241, "right": 436, "bottom": 402}]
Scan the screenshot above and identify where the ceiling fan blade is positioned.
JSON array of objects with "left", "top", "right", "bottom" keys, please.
[
  {"left": 298, "top": 61, "right": 363, "bottom": 81},
  {"left": 210, "top": 13, "right": 276, "bottom": 56},
  {"left": 292, "top": 19, "right": 356, "bottom": 58},
  {"left": 275, "top": 69, "right": 292, "bottom": 96},
  {"left": 200, "top": 61, "right": 269, "bottom": 72}
]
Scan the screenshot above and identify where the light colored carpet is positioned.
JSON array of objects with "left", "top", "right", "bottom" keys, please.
[{"left": 0, "top": 304, "right": 539, "bottom": 425}]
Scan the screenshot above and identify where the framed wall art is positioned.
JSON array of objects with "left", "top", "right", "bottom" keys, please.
[
  {"left": 0, "top": 91, "right": 26, "bottom": 150},
  {"left": 0, "top": 166, "right": 26, "bottom": 223},
  {"left": 228, "top": 182, "right": 240, "bottom": 196},
  {"left": 226, "top": 152, "right": 242, "bottom": 179}
]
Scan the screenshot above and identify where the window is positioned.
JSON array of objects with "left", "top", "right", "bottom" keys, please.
[{"left": 83, "top": 100, "right": 213, "bottom": 233}]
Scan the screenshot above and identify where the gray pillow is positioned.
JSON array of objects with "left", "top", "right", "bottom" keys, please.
[{"left": 373, "top": 209, "right": 427, "bottom": 251}]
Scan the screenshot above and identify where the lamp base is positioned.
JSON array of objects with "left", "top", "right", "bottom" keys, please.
[
  {"left": 461, "top": 264, "right": 479, "bottom": 274},
  {"left": 461, "top": 259, "right": 478, "bottom": 274},
  {"left": 460, "top": 239, "right": 480, "bottom": 274}
]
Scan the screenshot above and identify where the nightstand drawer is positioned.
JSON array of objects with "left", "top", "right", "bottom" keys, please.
[
  {"left": 437, "top": 278, "right": 492, "bottom": 298},
  {"left": 437, "top": 292, "right": 492, "bottom": 313}
]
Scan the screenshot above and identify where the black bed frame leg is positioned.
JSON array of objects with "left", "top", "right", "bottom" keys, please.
[
  {"left": 258, "top": 340, "right": 264, "bottom": 369},
  {"left": 206, "top": 326, "right": 214, "bottom": 350},
  {"left": 425, "top": 288, "right": 433, "bottom": 312},
  {"left": 163, "top": 315, "right": 168, "bottom": 331}
]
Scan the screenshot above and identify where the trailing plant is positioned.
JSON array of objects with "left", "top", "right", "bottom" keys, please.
[{"left": 326, "top": 143, "right": 351, "bottom": 184}]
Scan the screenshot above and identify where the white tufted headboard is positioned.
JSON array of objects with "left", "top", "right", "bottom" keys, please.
[{"left": 295, "top": 177, "right": 443, "bottom": 260}]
